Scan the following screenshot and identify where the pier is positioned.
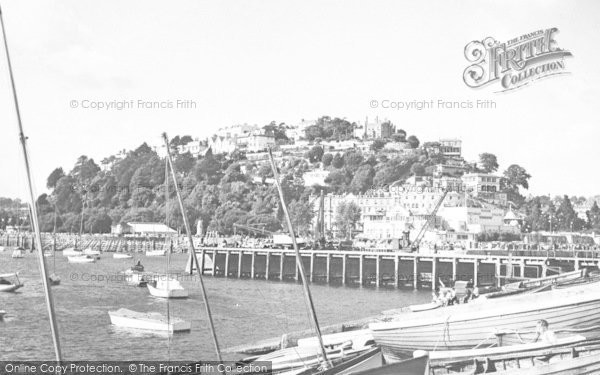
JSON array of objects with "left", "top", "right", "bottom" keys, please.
[
  {"left": 3, "top": 233, "right": 599, "bottom": 290},
  {"left": 200, "top": 247, "right": 600, "bottom": 290}
]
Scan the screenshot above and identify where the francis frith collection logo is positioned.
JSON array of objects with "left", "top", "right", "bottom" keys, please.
[{"left": 463, "top": 28, "right": 572, "bottom": 92}]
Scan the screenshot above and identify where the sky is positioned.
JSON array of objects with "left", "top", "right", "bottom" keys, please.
[{"left": 1, "top": 0, "right": 599, "bottom": 200}]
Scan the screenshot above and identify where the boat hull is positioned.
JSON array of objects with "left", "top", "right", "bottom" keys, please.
[
  {"left": 369, "top": 283, "right": 600, "bottom": 360},
  {"left": 147, "top": 283, "right": 188, "bottom": 298},
  {"left": 68, "top": 256, "right": 96, "bottom": 263},
  {"left": 63, "top": 249, "right": 82, "bottom": 257},
  {"left": 145, "top": 250, "right": 166, "bottom": 257},
  {"left": 0, "top": 284, "right": 22, "bottom": 292},
  {"left": 113, "top": 253, "right": 133, "bottom": 259},
  {"left": 108, "top": 309, "right": 190, "bottom": 332}
]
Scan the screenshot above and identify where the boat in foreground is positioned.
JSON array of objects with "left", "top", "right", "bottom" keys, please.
[
  {"left": 11, "top": 248, "right": 24, "bottom": 258},
  {"left": 249, "top": 342, "right": 377, "bottom": 374},
  {"left": 108, "top": 308, "right": 191, "bottom": 332},
  {"left": 0, "top": 273, "right": 23, "bottom": 292},
  {"left": 147, "top": 278, "right": 188, "bottom": 298},
  {"left": 369, "top": 282, "right": 600, "bottom": 360},
  {"left": 296, "top": 347, "right": 384, "bottom": 375},
  {"left": 68, "top": 255, "right": 96, "bottom": 264}
]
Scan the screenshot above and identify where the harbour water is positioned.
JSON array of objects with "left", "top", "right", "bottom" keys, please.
[{"left": 0, "top": 251, "right": 429, "bottom": 361}]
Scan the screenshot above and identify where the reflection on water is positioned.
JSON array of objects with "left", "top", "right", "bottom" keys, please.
[{"left": 0, "top": 251, "right": 429, "bottom": 360}]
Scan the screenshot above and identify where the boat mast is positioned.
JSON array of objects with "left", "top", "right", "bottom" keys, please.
[
  {"left": 162, "top": 133, "right": 222, "bottom": 361},
  {"left": 267, "top": 148, "right": 331, "bottom": 368},
  {"left": 0, "top": 4, "right": 62, "bottom": 361}
]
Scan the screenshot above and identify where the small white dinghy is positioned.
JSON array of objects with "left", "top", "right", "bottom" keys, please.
[
  {"left": 11, "top": 248, "right": 25, "bottom": 258},
  {"left": 83, "top": 248, "right": 101, "bottom": 256},
  {"left": 0, "top": 246, "right": 5, "bottom": 252},
  {"left": 43, "top": 251, "right": 53, "bottom": 257},
  {"left": 147, "top": 278, "right": 188, "bottom": 298},
  {"left": 68, "top": 255, "right": 96, "bottom": 264},
  {"left": 145, "top": 250, "right": 166, "bottom": 257},
  {"left": 108, "top": 308, "right": 191, "bottom": 332},
  {"left": 113, "top": 253, "right": 133, "bottom": 259},
  {"left": 62, "top": 248, "right": 81, "bottom": 257},
  {"left": 0, "top": 310, "right": 6, "bottom": 320},
  {"left": 0, "top": 273, "right": 23, "bottom": 292}
]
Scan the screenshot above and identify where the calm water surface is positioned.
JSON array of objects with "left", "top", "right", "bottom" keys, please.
[{"left": 0, "top": 251, "right": 429, "bottom": 360}]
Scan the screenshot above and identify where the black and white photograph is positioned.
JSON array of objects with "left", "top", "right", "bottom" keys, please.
[{"left": 1, "top": 0, "right": 600, "bottom": 374}]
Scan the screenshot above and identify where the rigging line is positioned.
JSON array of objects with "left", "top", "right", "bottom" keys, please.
[
  {"left": 0, "top": 3, "right": 62, "bottom": 362},
  {"left": 165, "top": 156, "right": 172, "bottom": 361},
  {"left": 162, "top": 133, "right": 222, "bottom": 361},
  {"left": 267, "top": 148, "right": 331, "bottom": 369}
]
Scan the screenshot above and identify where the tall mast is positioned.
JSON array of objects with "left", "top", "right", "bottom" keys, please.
[
  {"left": 0, "top": 5, "right": 62, "bottom": 361},
  {"left": 268, "top": 148, "right": 330, "bottom": 368},
  {"left": 162, "top": 133, "right": 222, "bottom": 360}
]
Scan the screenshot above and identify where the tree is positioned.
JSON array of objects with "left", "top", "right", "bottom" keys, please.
[
  {"left": 395, "top": 129, "right": 407, "bottom": 141},
  {"left": 335, "top": 201, "right": 361, "bottom": 239},
  {"left": 410, "top": 162, "right": 425, "bottom": 176},
  {"left": 502, "top": 164, "right": 531, "bottom": 207},
  {"left": 343, "top": 151, "right": 363, "bottom": 170},
  {"left": 305, "top": 145, "right": 324, "bottom": 163},
  {"left": 587, "top": 201, "right": 600, "bottom": 231},
  {"left": 322, "top": 153, "right": 333, "bottom": 167},
  {"left": 556, "top": 195, "right": 586, "bottom": 231},
  {"left": 349, "top": 165, "right": 375, "bottom": 193},
  {"left": 324, "top": 170, "right": 349, "bottom": 193},
  {"left": 407, "top": 135, "right": 420, "bottom": 149},
  {"left": 370, "top": 139, "right": 386, "bottom": 152},
  {"left": 332, "top": 153, "right": 344, "bottom": 169},
  {"left": 289, "top": 199, "right": 315, "bottom": 235},
  {"left": 503, "top": 164, "right": 531, "bottom": 190},
  {"left": 479, "top": 153, "right": 499, "bottom": 173},
  {"left": 194, "top": 154, "right": 222, "bottom": 184},
  {"left": 373, "top": 157, "right": 414, "bottom": 187},
  {"left": 47, "top": 168, "right": 65, "bottom": 189}
]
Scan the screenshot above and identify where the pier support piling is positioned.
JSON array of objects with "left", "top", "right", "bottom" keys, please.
[
  {"left": 359, "top": 255, "right": 364, "bottom": 286},
  {"left": 266, "top": 253, "right": 271, "bottom": 280},
  {"left": 225, "top": 251, "right": 230, "bottom": 277},
  {"left": 413, "top": 257, "right": 418, "bottom": 290},
  {"left": 375, "top": 256, "right": 381, "bottom": 288},
  {"left": 395, "top": 256, "right": 400, "bottom": 289}
]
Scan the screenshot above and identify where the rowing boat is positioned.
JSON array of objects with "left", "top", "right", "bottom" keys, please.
[
  {"left": 108, "top": 308, "right": 191, "bottom": 332},
  {"left": 369, "top": 282, "right": 600, "bottom": 361}
]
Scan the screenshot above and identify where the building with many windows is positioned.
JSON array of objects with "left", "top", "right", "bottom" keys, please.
[{"left": 439, "top": 139, "right": 462, "bottom": 158}]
